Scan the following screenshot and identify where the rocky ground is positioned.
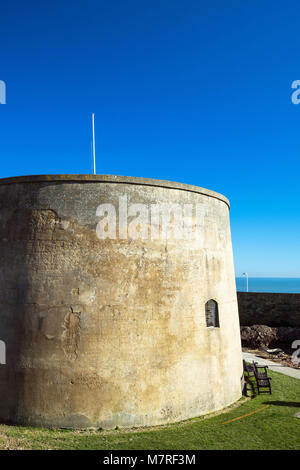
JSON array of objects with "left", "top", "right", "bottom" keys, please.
[{"left": 241, "top": 324, "right": 300, "bottom": 370}]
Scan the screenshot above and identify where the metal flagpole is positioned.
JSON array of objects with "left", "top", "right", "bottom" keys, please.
[
  {"left": 92, "top": 113, "right": 96, "bottom": 175},
  {"left": 242, "top": 272, "right": 248, "bottom": 292}
]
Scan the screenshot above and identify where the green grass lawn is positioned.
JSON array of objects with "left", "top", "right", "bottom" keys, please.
[{"left": 0, "top": 369, "right": 300, "bottom": 450}]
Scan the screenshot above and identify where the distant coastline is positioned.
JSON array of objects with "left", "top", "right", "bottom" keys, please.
[{"left": 236, "top": 277, "right": 300, "bottom": 294}]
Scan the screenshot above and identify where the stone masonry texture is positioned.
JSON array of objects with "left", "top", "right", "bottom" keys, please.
[{"left": 0, "top": 175, "right": 243, "bottom": 429}]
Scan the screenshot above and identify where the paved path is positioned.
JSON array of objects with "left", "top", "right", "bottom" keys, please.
[{"left": 243, "top": 352, "right": 300, "bottom": 380}]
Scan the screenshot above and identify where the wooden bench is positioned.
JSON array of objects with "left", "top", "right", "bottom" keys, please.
[
  {"left": 253, "top": 362, "right": 272, "bottom": 394},
  {"left": 243, "top": 360, "right": 272, "bottom": 395},
  {"left": 243, "top": 359, "right": 256, "bottom": 377}
]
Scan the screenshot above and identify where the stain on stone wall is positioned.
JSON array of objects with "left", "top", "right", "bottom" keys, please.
[{"left": 61, "top": 307, "right": 81, "bottom": 361}]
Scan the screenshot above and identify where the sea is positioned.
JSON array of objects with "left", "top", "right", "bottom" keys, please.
[{"left": 235, "top": 277, "right": 300, "bottom": 294}]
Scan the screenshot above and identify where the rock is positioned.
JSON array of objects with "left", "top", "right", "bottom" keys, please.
[
  {"left": 241, "top": 325, "right": 300, "bottom": 349},
  {"left": 241, "top": 325, "right": 277, "bottom": 349}
]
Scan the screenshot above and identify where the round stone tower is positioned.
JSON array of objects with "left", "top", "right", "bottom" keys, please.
[{"left": 0, "top": 175, "right": 242, "bottom": 428}]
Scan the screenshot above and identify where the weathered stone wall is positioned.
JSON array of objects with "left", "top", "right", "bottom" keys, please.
[
  {"left": 237, "top": 292, "right": 300, "bottom": 327},
  {"left": 0, "top": 175, "right": 242, "bottom": 429}
]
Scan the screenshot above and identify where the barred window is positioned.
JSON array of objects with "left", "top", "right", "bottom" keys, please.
[
  {"left": 0, "top": 340, "right": 6, "bottom": 365},
  {"left": 205, "top": 299, "right": 219, "bottom": 328}
]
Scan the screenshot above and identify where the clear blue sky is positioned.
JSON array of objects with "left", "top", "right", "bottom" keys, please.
[{"left": 0, "top": 0, "right": 299, "bottom": 277}]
